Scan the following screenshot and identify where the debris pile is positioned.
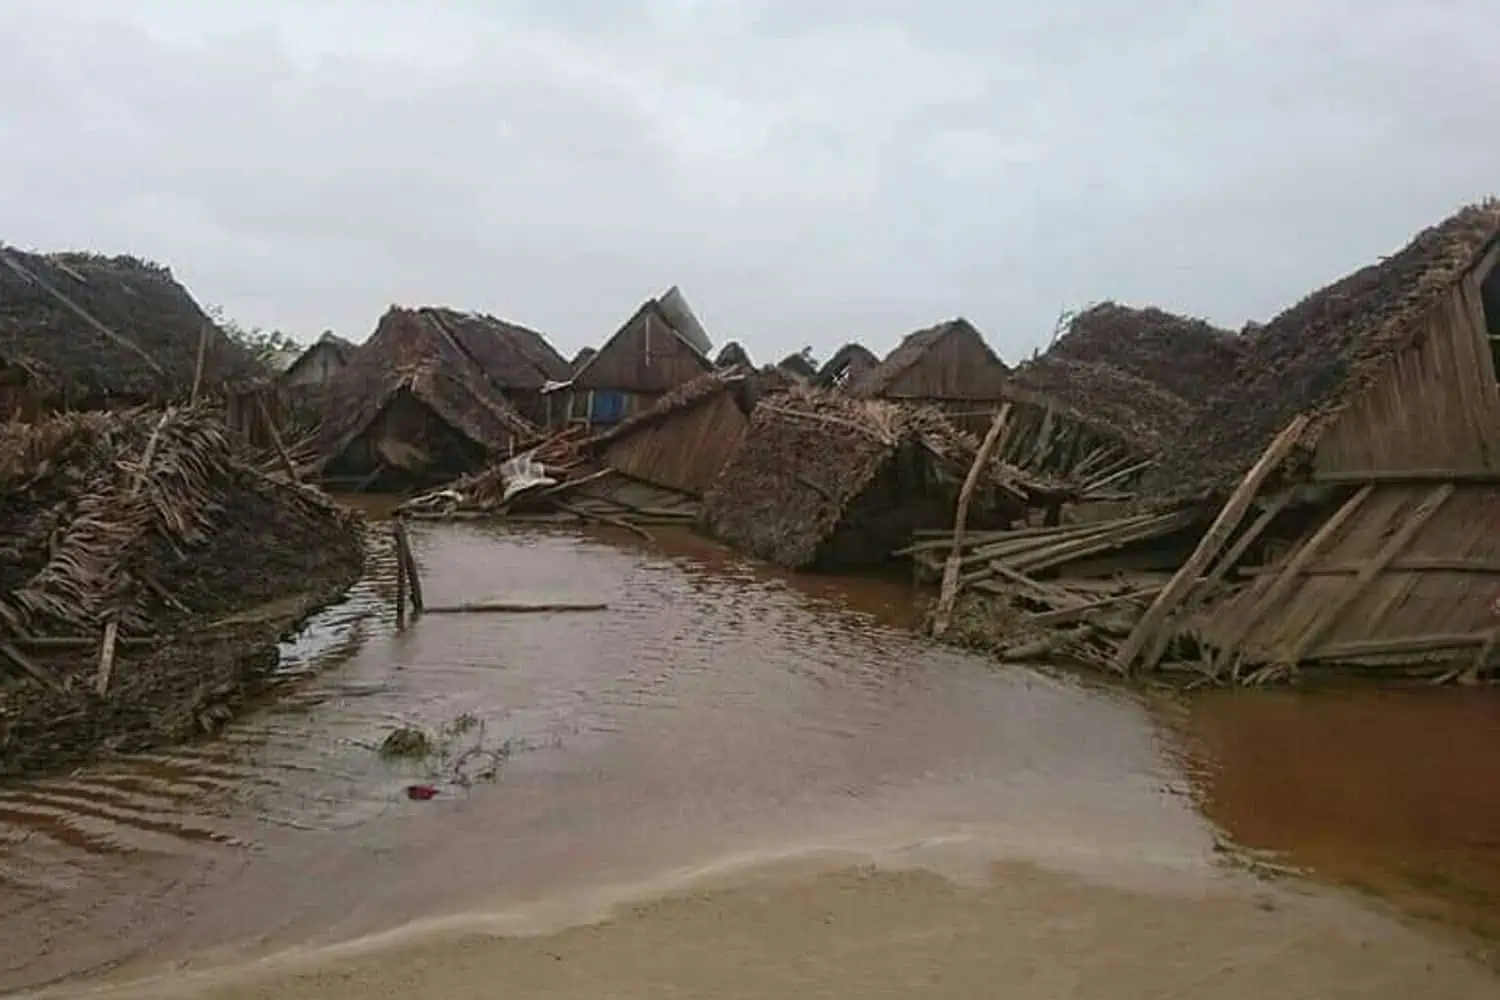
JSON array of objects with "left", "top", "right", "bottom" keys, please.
[{"left": 0, "top": 405, "right": 364, "bottom": 775}]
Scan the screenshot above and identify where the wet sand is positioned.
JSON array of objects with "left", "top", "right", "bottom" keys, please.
[
  {"left": 56, "top": 855, "right": 1499, "bottom": 1000},
  {"left": 4, "top": 522, "right": 1500, "bottom": 996}
]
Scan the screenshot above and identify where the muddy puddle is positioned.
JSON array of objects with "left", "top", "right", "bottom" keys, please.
[{"left": 2, "top": 519, "right": 1498, "bottom": 995}]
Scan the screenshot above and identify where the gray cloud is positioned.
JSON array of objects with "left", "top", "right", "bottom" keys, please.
[{"left": 2, "top": 0, "right": 1496, "bottom": 361}]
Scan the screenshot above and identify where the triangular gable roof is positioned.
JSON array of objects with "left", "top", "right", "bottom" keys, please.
[
  {"left": 408, "top": 307, "right": 567, "bottom": 391},
  {"left": 815, "top": 342, "right": 878, "bottom": 387},
  {"left": 570, "top": 297, "right": 714, "bottom": 389},
  {"left": 656, "top": 285, "right": 713, "bottom": 355},
  {"left": 715, "top": 341, "right": 753, "bottom": 369},
  {"left": 847, "top": 318, "right": 1007, "bottom": 398},
  {"left": 777, "top": 352, "right": 818, "bottom": 379}
]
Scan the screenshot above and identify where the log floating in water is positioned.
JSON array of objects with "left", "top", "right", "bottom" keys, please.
[{"left": 422, "top": 602, "right": 608, "bottom": 614}]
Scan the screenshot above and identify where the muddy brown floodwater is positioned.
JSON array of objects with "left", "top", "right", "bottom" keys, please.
[{"left": 2, "top": 522, "right": 1498, "bottom": 998}]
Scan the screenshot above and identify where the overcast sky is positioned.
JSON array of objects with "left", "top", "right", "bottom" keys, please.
[{"left": 2, "top": 1, "right": 1496, "bottom": 361}]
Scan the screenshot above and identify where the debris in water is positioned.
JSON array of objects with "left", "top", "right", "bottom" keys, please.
[
  {"left": 380, "top": 726, "right": 432, "bottom": 759},
  {"left": 405, "top": 783, "right": 439, "bottom": 801}
]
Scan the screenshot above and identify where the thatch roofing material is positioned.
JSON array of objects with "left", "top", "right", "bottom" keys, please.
[
  {"left": 1047, "top": 303, "right": 1241, "bottom": 404},
  {"left": 777, "top": 352, "right": 818, "bottom": 379},
  {"left": 1006, "top": 357, "right": 1192, "bottom": 456},
  {"left": 1149, "top": 201, "right": 1500, "bottom": 502},
  {"left": 408, "top": 307, "right": 567, "bottom": 389},
  {"left": 0, "top": 247, "right": 263, "bottom": 401},
  {"left": 848, "top": 318, "right": 1007, "bottom": 398},
  {"left": 313, "top": 307, "right": 536, "bottom": 468},
  {"left": 703, "top": 387, "right": 1044, "bottom": 568}
]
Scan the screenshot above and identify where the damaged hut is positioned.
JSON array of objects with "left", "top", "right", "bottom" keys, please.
[
  {"left": 933, "top": 202, "right": 1500, "bottom": 685},
  {"left": 848, "top": 318, "right": 1010, "bottom": 433},
  {"left": 556, "top": 286, "right": 714, "bottom": 427},
  {"left": 0, "top": 405, "right": 364, "bottom": 776},
  {"left": 277, "top": 331, "right": 358, "bottom": 391},
  {"left": 0, "top": 247, "right": 263, "bottom": 417},
  {"left": 311, "top": 306, "right": 537, "bottom": 491},
  {"left": 702, "top": 387, "right": 1048, "bottom": 571},
  {"left": 570, "top": 346, "right": 597, "bottom": 374},
  {"left": 714, "top": 341, "right": 753, "bottom": 370},
  {"left": 776, "top": 351, "right": 819, "bottom": 381},
  {"left": 815, "top": 342, "right": 878, "bottom": 390}
]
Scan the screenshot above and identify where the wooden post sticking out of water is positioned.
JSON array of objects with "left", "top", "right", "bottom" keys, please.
[
  {"left": 394, "top": 524, "right": 408, "bottom": 630},
  {"left": 393, "top": 519, "right": 424, "bottom": 616},
  {"left": 931, "top": 403, "right": 1011, "bottom": 639}
]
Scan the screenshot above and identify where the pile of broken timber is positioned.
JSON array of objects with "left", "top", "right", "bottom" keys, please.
[
  {"left": 399, "top": 427, "right": 700, "bottom": 540},
  {"left": 904, "top": 510, "right": 1206, "bottom": 674}
]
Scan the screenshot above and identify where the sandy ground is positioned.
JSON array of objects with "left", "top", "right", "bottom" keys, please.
[{"left": 56, "top": 854, "right": 1497, "bottom": 1000}]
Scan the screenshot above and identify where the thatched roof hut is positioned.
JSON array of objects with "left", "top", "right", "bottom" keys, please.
[
  {"left": 311, "top": 307, "right": 536, "bottom": 489},
  {"left": 588, "top": 369, "right": 755, "bottom": 498},
  {"left": 714, "top": 341, "right": 753, "bottom": 370},
  {"left": 848, "top": 318, "right": 1009, "bottom": 402},
  {"left": 1047, "top": 303, "right": 1242, "bottom": 405},
  {"left": 776, "top": 352, "right": 818, "bottom": 380},
  {"left": 0, "top": 405, "right": 363, "bottom": 775},
  {"left": 0, "top": 247, "right": 263, "bottom": 414},
  {"left": 1107, "top": 202, "right": 1500, "bottom": 681},
  {"left": 279, "top": 331, "right": 358, "bottom": 390},
  {"left": 702, "top": 387, "right": 1044, "bottom": 570},
  {"left": 815, "top": 342, "right": 878, "bottom": 389}
]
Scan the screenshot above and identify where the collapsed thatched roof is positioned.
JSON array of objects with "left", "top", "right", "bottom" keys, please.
[
  {"left": 589, "top": 368, "right": 750, "bottom": 450},
  {"left": 715, "top": 341, "right": 753, "bottom": 369},
  {"left": 387, "top": 307, "right": 567, "bottom": 390},
  {"left": 815, "top": 342, "right": 878, "bottom": 388},
  {"left": 1148, "top": 201, "right": 1500, "bottom": 502},
  {"left": 0, "top": 405, "right": 360, "bottom": 641},
  {"left": 1047, "top": 303, "right": 1242, "bottom": 405},
  {"left": 777, "top": 352, "right": 818, "bottom": 379},
  {"left": 848, "top": 318, "right": 1008, "bottom": 398},
  {"left": 1005, "top": 357, "right": 1192, "bottom": 457},
  {"left": 703, "top": 387, "right": 1043, "bottom": 569},
  {"left": 0, "top": 246, "right": 263, "bottom": 402},
  {"left": 312, "top": 307, "right": 536, "bottom": 468}
]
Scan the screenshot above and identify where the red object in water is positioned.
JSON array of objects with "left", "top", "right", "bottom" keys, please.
[{"left": 405, "top": 783, "right": 439, "bottom": 801}]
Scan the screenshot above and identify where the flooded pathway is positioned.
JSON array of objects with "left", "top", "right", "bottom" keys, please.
[{"left": 1, "top": 523, "right": 1497, "bottom": 997}]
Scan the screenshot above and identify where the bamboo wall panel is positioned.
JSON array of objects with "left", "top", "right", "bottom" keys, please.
[
  {"left": 1196, "top": 483, "right": 1500, "bottom": 665},
  {"left": 1315, "top": 288, "right": 1500, "bottom": 475},
  {"left": 604, "top": 392, "right": 749, "bottom": 497}
]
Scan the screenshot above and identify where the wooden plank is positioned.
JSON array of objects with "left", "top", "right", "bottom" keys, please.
[
  {"left": 1209, "top": 483, "right": 1374, "bottom": 673},
  {"left": 1307, "top": 630, "right": 1488, "bottom": 661},
  {"left": 1250, "top": 557, "right": 1500, "bottom": 575},
  {"left": 1280, "top": 483, "right": 1455, "bottom": 668},
  {"left": 1138, "top": 489, "right": 1293, "bottom": 671},
  {"left": 1115, "top": 414, "right": 1310, "bottom": 674},
  {"left": 1312, "top": 469, "right": 1500, "bottom": 485}
]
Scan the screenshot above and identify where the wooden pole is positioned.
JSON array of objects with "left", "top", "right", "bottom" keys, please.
[
  {"left": 1114, "top": 414, "right": 1309, "bottom": 675},
  {"left": 394, "top": 519, "right": 425, "bottom": 614},
  {"left": 97, "top": 409, "right": 174, "bottom": 696},
  {"left": 256, "top": 392, "right": 300, "bottom": 481},
  {"left": 394, "top": 524, "right": 408, "bottom": 630},
  {"left": 931, "top": 403, "right": 1011, "bottom": 638}
]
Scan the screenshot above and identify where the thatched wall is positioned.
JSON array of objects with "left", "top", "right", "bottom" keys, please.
[
  {"left": 848, "top": 319, "right": 1009, "bottom": 401},
  {"left": 1047, "top": 303, "right": 1241, "bottom": 405},
  {"left": 1148, "top": 202, "right": 1500, "bottom": 504},
  {"left": 0, "top": 247, "right": 263, "bottom": 407}
]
